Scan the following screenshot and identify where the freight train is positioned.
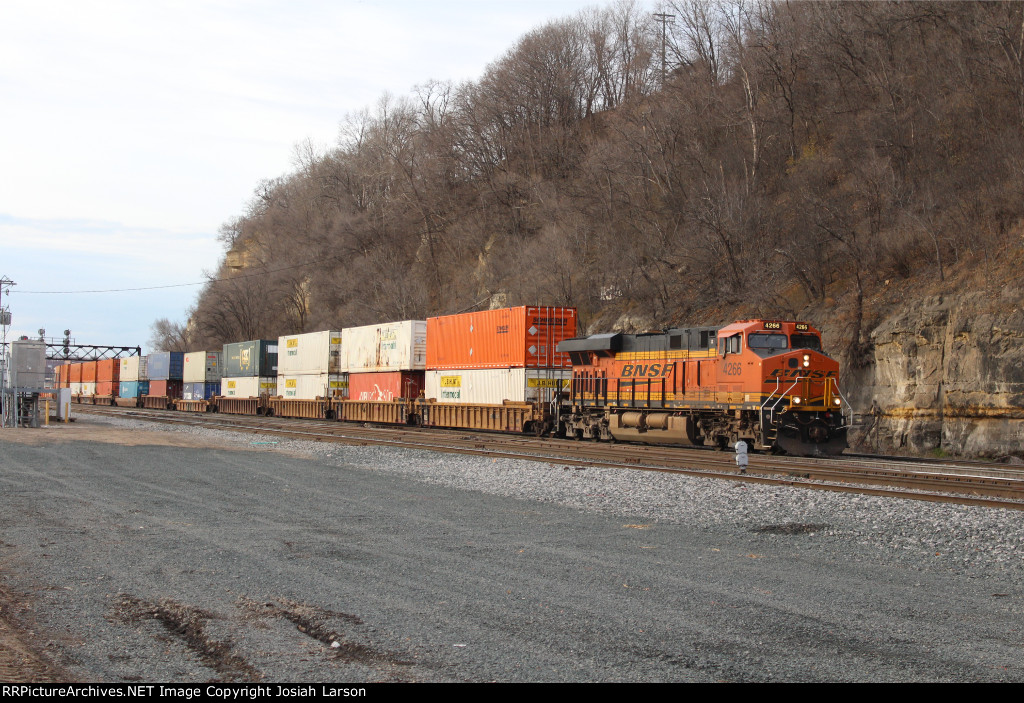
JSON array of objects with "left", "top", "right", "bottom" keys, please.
[{"left": 56, "top": 309, "right": 850, "bottom": 457}]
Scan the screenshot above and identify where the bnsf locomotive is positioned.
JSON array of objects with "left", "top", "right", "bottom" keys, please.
[{"left": 556, "top": 320, "right": 849, "bottom": 456}]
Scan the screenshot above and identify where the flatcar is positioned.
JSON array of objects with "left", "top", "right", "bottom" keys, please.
[{"left": 556, "top": 320, "right": 849, "bottom": 456}]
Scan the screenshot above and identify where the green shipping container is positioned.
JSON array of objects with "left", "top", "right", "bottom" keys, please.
[{"left": 222, "top": 340, "right": 278, "bottom": 377}]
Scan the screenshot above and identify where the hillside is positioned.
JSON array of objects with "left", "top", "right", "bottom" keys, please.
[{"left": 157, "top": 1, "right": 1024, "bottom": 456}]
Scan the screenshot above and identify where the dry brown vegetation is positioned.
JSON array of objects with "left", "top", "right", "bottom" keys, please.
[{"left": 153, "top": 1, "right": 1024, "bottom": 369}]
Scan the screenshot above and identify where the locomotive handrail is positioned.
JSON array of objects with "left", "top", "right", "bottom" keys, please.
[{"left": 760, "top": 376, "right": 804, "bottom": 434}]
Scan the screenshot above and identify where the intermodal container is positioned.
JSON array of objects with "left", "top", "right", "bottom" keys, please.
[
  {"left": 69, "top": 363, "right": 83, "bottom": 384},
  {"left": 119, "top": 356, "right": 140, "bottom": 382},
  {"left": 81, "top": 381, "right": 96, "bottom": 396},
  {"left": 96, "top": 381, "right": 119, "bottom": 397},
  {"left": 70, "top": 382, "right": 84, "bottom": 395},
  {"left": 81, "top": 361, "right": 98, "bottom": 383},
  {"left": 119, "top": 381, "right": 140, "bottom": 398},
  {"left": 278, "top": 331, "right": 343, "bottom": 375},
  {"left": 183, "top": 351, "right": 222, "bottom": 383},
  {"left": 148, "top": 379, "right": 183, "bottom": 399},
  {"left": 97, "top": 359, "right": 120, "bottom": 384},
  {"left": 276, "top": 373, "right": 348, "bottom": 399},
  {"left": 425, "top": 368, "right": 571, "bottom": 404},
  {"left": 220, "top": 376, "right": 277, "bottom": 397},
  {"left": 182, "top": 381, "right": 219, "bottom": 401},
  {"left": 223, "top": 341, "right": 278, "bottom": 377},
  {"left": 147, "top": 352, "right": 184, "bottom": 381},
  {"left": 426, "top": 306, "right": 577, "bottom": 370},
  {"left": 342, "top": 321, "right": 426, "bottom": 372},
  {"left": 347, "top": 371, "right": 424, "bottom": 401},
  {"left": 139, "top": 356, "right": 149, "bottom": 381}
]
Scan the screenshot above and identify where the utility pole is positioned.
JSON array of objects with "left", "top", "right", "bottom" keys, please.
[
  {"left": 653, "top": 12, "right": 675, "bottom": 88},
  {"left": 0, "top": 276, "right": 14, "bottom": 427}
]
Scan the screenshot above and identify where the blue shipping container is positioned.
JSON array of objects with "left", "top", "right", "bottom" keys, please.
[
  {"left": 119, "top": 381, "right": 139, "bottom": 398},
  {"left": 147, "top": 352, "right": 184, "bottom": 381},
  {"left": 182, "top": 382, "right": 218, "bottom": 401}
]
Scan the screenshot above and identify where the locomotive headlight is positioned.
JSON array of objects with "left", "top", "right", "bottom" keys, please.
[
  {"left": 793, "top": 396, "right": 802, "bottom": 404},
  {"left": 833, "top": 398, "right": 842, "bottom": 406},
  {"left": 803, "top": 354, "right": 811, "bottom": 367}
]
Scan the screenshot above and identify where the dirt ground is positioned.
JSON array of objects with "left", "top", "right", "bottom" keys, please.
[{"left": 0, "top": 423, "right": 242, "bottom": 682}]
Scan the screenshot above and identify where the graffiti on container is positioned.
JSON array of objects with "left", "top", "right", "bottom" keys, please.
[{"left": 357, "top": 386, "right": 395, "bottom": 402}]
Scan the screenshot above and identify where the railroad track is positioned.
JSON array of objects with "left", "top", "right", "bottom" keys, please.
[{"left": 73, "top": 405, "right": 1024, "bottom": 510}]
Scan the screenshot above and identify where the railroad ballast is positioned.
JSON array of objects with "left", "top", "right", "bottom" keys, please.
[{"left": 55, "top": 307, "right": 850, "bottom": 456}]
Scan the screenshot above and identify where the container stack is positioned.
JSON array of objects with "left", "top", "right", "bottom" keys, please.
[
  {"left": 147, "top": 351, "right": 185, "bottom": 400},
  {"left": 425, "top": 306, "right": 577, "bottom": 405},
  {"left": 221, "top": 340, "right": 278, "bottom": 397},
  {"left": 276, "top": 331, "right": 346, "bottom": 399},
  {"left": 343, "top": 321, "right": 426, "bottom": 401},
  {"left": 183, "top": 351, "right": 222, "bottom": 401},
  {"left": 81, "top": 360, "right": 97, "bottom": 399},
  {"left": 118, "top": 356, "right": 146, "bottom": 400},
  {"left": 69, "top": 362, "right": 83, "bottom": 396},
  {"left": 95, "top": 359, "right": 120, "bottom": 401}
]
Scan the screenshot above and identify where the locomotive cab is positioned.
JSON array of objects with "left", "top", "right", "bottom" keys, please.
[{"left": 716, "top": 320, "right": 849, "bottom": 456}]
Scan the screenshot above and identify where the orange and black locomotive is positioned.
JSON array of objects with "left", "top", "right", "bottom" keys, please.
[{"left": 556, "top": 320, "right": 849, "bottom": 456}]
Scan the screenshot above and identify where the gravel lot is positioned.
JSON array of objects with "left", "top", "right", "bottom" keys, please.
[{"left": 0, "top": 414, "right": 1021, "bottom": 682}]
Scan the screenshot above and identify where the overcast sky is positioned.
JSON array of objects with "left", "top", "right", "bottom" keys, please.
[{"left": 0, "top": 0, "right": 621, "bottom": 351}]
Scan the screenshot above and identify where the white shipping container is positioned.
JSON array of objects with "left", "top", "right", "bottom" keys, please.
[
  {"left": 343, "top": 320, "right": 426, "bottom": 372},
  {"left": 70, "top": 382, "right": 84, "bottom": 395},
  {"left": 277, "top": 331, "right": 343, "bottom": 375},
  {"left": 220, "top": 376, "right": 278, "bottom": 397},
  {"left": 183, "top": 351, "right": 222, "bottom": 383},
  {"left": 277, "top": 373, "right": 349, "bottom": 399},
  {"left": 80, "top": 382, "right": 96, "bottom": 396},
  {"left": 425, "top": 368, "right": 570, "bottom": 405},
  {"left": 119, "top": 357, "right": 140, "bottom": 382}
]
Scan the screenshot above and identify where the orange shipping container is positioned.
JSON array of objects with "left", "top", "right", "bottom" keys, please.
[
  {"left": 97, "top": 359, "right": 120, "bottom": 383},
  {"left": 69, "top": 363, "right": 82, "bottom": 384},
  {"left": 96, "top": 381, "right": 119, "bottom": 397},
  {"left": 426, "top": 306, "right": 577, "bottom": 370},
  {"left": 81, "top": 361, "right": 98, "bottom": 383}
]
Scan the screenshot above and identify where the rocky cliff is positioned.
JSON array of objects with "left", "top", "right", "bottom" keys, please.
[{"left": 844, "top": 292, "right": 1024, "bottom": 458}]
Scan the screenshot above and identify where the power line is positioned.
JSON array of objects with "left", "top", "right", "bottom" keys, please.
[{"left": 12, "top": 257, "right": 328, "bottom": 295}]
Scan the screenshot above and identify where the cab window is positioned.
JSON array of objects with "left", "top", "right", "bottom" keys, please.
[
  {"left": 747, "top": 333, "right": 788, "bottom": 351},
  {"left": 791, "top": 334, "right": 822, "bottom": 352},
  {"left": 719, "top": 334, "right": 742, "bottom": 355}
]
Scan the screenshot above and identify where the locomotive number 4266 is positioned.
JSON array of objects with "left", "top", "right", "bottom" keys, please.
[{"left": 722, "top": 362, "right": 743, "bottom": 376}]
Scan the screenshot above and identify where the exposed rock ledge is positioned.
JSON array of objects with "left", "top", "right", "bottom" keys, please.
[{"left": 845, "top": 292, "right": 1024, "bottom": 458}]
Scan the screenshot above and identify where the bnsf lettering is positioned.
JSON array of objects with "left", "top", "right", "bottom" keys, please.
[
  {"left": 621, "top": 364, "right": 673, "bottom": 378},
  {"left": 767, "top": 369, "right": 837, "bottom": 380}
]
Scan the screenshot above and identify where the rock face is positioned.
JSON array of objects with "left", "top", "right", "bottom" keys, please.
[{"left": 845, "top": 292, "right": 1024, "bottom": 458}]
